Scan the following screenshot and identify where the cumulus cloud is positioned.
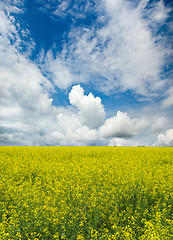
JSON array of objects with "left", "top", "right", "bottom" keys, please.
[
  {"left": 40, "top": 85, "right": 105, "bottom": 146},
  {"left": 39, "top": 85, "right": 151, "bottom": 146},
  {"left": 41, "top": 110, "right": 98, "bottom": 146},
  {"left": 47, "top": 87, "right": 150, "bottom": 146},
  {"left": 153, "top": 129, "right": 173, "bottom": 147},
  {"left": 69, "top": 85, "right": 105, "bottom": 129},
  {"left": 99, "top": 111, "right": 149, "bottom": 138}
]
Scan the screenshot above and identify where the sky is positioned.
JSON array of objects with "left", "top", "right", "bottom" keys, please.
[{"left": 0, "top": 0, "right": 173, "bottom": 147}]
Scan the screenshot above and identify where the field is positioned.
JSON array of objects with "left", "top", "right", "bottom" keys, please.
[{"left": 0, "top": 147, "right": 172, "bottom": 239}]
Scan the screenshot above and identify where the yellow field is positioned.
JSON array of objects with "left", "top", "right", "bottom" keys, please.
[{"left": 0, "top": 147, "right": 172, "bottom": 239}]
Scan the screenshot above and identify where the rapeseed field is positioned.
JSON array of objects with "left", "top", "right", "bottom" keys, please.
[{"left": 0, "top": 146, "right": 172, "bottom": 239}]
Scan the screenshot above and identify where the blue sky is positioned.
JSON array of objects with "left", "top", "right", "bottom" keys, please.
[{"left": 0, "top": 0, "right": 173, "bottom": 146}]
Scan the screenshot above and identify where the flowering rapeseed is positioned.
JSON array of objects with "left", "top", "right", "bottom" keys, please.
[{"left": 0, "top": 146, "right": 172, "bottom": 239}]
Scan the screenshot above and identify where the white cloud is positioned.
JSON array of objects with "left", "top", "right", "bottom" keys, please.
[
  {"left": 151, "top": 0, "right": 170, "bottom": 22},
  {"left": 99, "top": 111, "right": 149, "bottom": 138},
  {"left": 45, "top": 87, "right": 152, "bottom": 146},
  {"left": 42, "top": 84, "right": 105, "bottom": 145},
  {"left": 108, "top": 138, "right": 138, "bottom": 147},
  {"left": 53, "top": 1, "right": 70, "bottom": 18},
  {"left": 57, "top": 111, "right": 82, "bottom": 134},
  {"left": 0, "top": 3, "right": 57, "bottom": 145},
  {"left": 153, "top": 129, "right": 173, "bottom": 147},
  {"left": 0, "top": 1, "right": 35, "bottom": 56},
  {"left": 150, "top": 116, "right": 168, "bottom": 133},
  {"left": 0, "top": 45, "right": 54, "bottom": 113},
  {"left": 38, "top": 0, "right": 172, "bottom": 101},
  {"left": 0, "top": 132, "right": 31, "bottom": 146},
  {"left": 69, "top": 85, "right": 105, "bottom": 129},
  {"left": 38, "top": 85, "right": 155, "bottom": 146},
  {"left": 162, "top": 87, "right": 173, "bottom": 108},
  {"left": 43, "top": 110, "right": 98, "bottom": 146},
  {"left": 44, "top": 51, "right": 79, "bottom": 89},
  {"left": 53, "top": 0, "right": 170, "bottom": 98},
  {"left": 52, "top": 0, "right": 97, "bottom": 20},
  {"left": 0, "top": 7, "right": 18, "bottom": 42},
  {"left": 0, "top": 0, "right": 172, "bottom": 147}
]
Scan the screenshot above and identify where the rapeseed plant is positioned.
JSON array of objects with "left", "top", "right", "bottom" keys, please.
[{"left": 0, "top": 146, "right": 172, "bottom": 239}]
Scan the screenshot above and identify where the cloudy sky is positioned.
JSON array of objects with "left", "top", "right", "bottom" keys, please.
[{"left": 0, "top": 0, "right": 173, "bottom": 146}]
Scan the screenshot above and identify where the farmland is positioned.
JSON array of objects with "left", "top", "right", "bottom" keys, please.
[{"left": 0, "top": 146, "right": 172, "bottom": 239}]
